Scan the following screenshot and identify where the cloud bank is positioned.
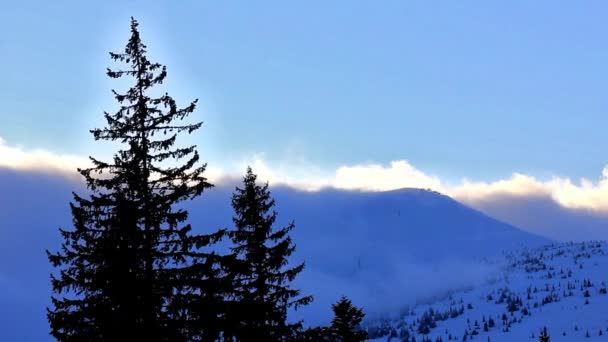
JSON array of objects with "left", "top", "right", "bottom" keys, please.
[
  {"left": 0, "top": 137, "right": 88, "bottom": 178},
  {"left": 237, "top": 155, "right": 608, "bottom": 215},
  {"left": 4, "top": 136, "right": 608, "bottom": 240}
]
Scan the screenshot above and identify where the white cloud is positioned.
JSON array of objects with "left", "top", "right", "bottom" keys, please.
[
  {"left": 222, "top": 156, "right": 442, "bottom": 192},
  {"left": 0, "top": 137, "right": 89, "bottom": 178},
  {"left": 450, "top": 170, "right": 608, "bottom": 212},
  {"left": 229, "top": 156, "right": 608, "bottom": 213},
  {"left": 4, "top": 136, "right": 608, "bottom": 212},
  {"left": 332, "top": 160, "right": 443, "bottom": 191}
]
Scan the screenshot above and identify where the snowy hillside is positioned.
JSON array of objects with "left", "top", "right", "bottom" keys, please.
[
  {"left": 190, "top": 186, "right": 549, "bottom": 324},
  {"left": 367, "top": 241, "right": 608, "bottom": 342},
  {"left": 193, "top": 187, "right": 549, "bottom": 263}
]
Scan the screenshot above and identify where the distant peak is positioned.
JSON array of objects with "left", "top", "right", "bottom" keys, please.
[{"left": 382, "top": 187, "right": 448, "bottom": 198}]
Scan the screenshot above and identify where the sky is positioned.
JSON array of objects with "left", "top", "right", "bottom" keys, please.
[
  {"left": 1, "top": 0, "right": 608, "bottom": 184},
  {"left": 3, "top": 3, "right": 608, "bottom": 339}
]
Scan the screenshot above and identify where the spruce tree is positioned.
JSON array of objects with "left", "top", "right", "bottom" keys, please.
[
  {"left": 47, "top": 18, "right": 222, "bottom": 341},
  {"left": 539, "top": 326, "right": 550, "bottom": 342},
  {"left": 228, "top": 167, "right": 312, "bottom": 341},
  {"left": 329, "top": 296, "right": 368, "bottom": 342}
]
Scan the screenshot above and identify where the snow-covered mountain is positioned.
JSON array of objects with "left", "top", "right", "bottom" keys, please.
[
  {"left": 192, "top": 186, "right": 549, "bottom": 262},
  {"left": 367, "top": 241, "right": 608, "bottom": 342},
  {"left": 0, "top": 173, "right": 550, "bottom": 340},
  {"left": 189, "top": 186, "right": 549, "bottom": 324}
]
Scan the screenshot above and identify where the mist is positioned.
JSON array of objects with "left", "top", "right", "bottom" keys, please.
[{"left": 460, "top": 193, "right": 608, "bottom": 241}]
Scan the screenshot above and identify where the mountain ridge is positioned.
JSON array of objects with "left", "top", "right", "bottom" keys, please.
[{"left": 187, "top": 185, "right": 550, "bottom": 325}]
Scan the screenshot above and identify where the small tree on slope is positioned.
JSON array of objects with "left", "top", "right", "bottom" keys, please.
[
  {"left": 330, "top": 296, "right": 368, "bottom": 342},
  {"left": 539, "top": 326, "right": 550, "bottom": 342}
]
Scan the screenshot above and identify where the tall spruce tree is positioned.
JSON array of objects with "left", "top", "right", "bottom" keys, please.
[
  {"left": 47, "top": 18, "right": 223, "bottom": 341},
  {"left": 330, "top": 296, "right": 368, "bottom": 342},
  {"left": 228, "top": 167, "right": 312, "bottom": 341}
]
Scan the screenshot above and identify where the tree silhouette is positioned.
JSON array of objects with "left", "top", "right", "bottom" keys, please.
[
  {"left": 227, "top": 167, "right": 312, "bottom": 341},
  {"left": 47, "top": 17, "right": 221, "bottom": 341},
  {"left": 330, "top": 296, "right": 368, "bottom": 342},
  {"left": 539, "top": 326, "right": 550, "bottom": 342}
]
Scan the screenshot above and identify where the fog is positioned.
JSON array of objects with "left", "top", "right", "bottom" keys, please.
[{"left": 461, "top": 193, "right": 608, "bottom": 241}]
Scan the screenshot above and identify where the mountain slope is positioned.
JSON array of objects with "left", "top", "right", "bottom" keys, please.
[
  {"left": 192, "top": 186, "right": 548, "bottom": 263},
  {"left": 368, "top": 241, "right": 608, "bottom": 342},
  {"left": 189, "top": 186, "right": 549, "bottom": 324}
]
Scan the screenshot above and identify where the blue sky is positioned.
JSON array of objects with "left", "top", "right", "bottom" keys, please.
[
  {"left": 1, "top": 1, "right": 607, "bottom": 182},
  {"left": 3, "top": 4, "right": 608, "bottom": 339}
]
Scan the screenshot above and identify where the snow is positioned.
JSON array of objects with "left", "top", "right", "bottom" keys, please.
[{"left": 367, "top": 241, "right": 608, "bottom": 341}]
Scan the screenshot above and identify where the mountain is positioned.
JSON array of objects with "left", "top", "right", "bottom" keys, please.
[
  {"left": 0, "top": 170, "right": 548, "bottom": 340},
  {"left": 367, "top": 241, "right": 608, "bottom": 342},
  {"left": 187, "top": 186, "right": 549, "bottom": 324},
  {"left": 191, "top": 186, "right": 548, "bottom": 262}
]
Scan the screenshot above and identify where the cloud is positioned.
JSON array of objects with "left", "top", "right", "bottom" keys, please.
[
  {"left": 236, "top": 156, "right": 608, "bottom": 215},
  {"left": 4, "top": 136, "right": 608, "bottom": 214},
  {"left": 227, "top": 157, "right": 443, "bottom": 193},
  {"left": 0, "top": 137, "right": 88, "bottom": 179},
  {"left": 451, "top": 169, "right": 608, "bottom": 213},
  {"left": 458, "top": 191, "right": 608, "bottom": 241},
  {"left": 0, "top": 137, "right": 231, "bottom": 184},
  {"left": 332, "top": 161, "right": 443, "bottom": 191}
]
